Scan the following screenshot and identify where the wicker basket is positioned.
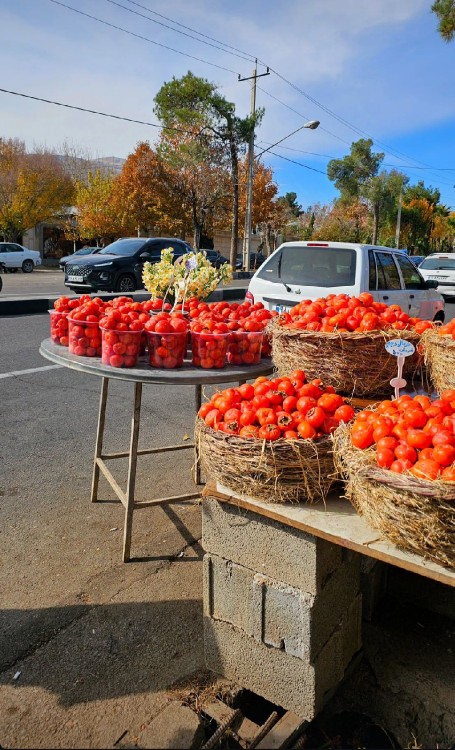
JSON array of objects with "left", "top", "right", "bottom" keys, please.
[
  {"left": 422, "top": 329, "right": 455, "bottom": 394},
  {"left": 269, "top": 322, "right": 422, "bottom": 397},
  {"left": 195, "top": 418, "right": 336, "bottom": 504},
  {"left": 333, "top": 422, "right": 455, "bottom": 568}
]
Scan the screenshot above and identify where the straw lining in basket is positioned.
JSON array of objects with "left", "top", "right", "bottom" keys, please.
[
  {"left": 269, "top": 321, "right": 423, "bottom": 397},
  {"left": 333, "top": 422, "right": 455, "bottom": 568},
  {"left": 195, "top": 417, "right": 337, "bottom": 504},
  {"left": 422, "top": 329, "right": 455, "bottom": 394}
]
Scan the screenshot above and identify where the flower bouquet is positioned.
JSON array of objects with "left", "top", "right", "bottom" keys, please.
[{"left": 142, "top": 248, "right": 233, "bottom": 307}]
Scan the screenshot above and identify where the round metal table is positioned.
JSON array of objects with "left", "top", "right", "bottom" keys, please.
[{"left": 40, "top": 339, "right": 274, "bottom": 561}]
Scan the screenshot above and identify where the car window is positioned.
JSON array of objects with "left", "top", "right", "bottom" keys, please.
[
  {"left": 277, "top": 246, "right": 356, "bottom": 287},
  {"left": 395, "top": 255, "right": 426, "bottom": 290},
  {"left": 375, "top": 252, "right": 402, "bottom": 290},
  {"left": 0, "top": 245, "right": 7, "bottom": 253},
  {"left": 256, "top": 250, "right": 281, "bottom": 282},
  {"left": 98, "top": 239, "right": 146, "bottom": 256},
  {"left": 420, "top": 257, "right": 455, "bottom": 271},
  {"left": 368, "top": 249, "right": 377, "bottom": 290}
]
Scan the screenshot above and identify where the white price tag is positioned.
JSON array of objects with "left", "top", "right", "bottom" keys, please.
[{"left": 385, "top": 339, "right": 415, "bottom": 358}]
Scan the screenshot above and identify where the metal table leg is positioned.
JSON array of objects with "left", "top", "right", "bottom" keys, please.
[
  {"left": 91, "top": 377, "right": 109, "bottom": 503},
  {"left": 123, "top": 381, "right": 142, "bottom": 562}
]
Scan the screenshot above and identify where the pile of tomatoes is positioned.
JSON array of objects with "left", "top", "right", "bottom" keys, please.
[
  {"left": 350, "top": 390, "right": 455, "bottom": 481},
  {"left": 49, "top": 310, "right": 69, "bottom": 346},
  {"left": 144, "top": 311, "right": 189, "bottom": 369},
  {"left": 277, "top": 292, "right": 434, "bottom": 335},
  {"left": 67, "top": 299, "right": 107, "bottom": 357},
  {"left": 198, "top": 371, "right": 356, "bottom": 440},
  {"left": 435, "top": 318, "right": 455, "bottom": 340}
]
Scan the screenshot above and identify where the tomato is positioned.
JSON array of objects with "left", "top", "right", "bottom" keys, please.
[
  {"left": 239, "top": 409, "right": 256, "bottom": 427},
  {"left": 317, "top": 393, "right": 344, "bottom": 413},
  {"left": 376, "top": 436, "right": 399, "bottom": 451},
  {"left": 297, "top": 396, "right": 317, "bottom": 415},
  {"left": 390, "top": 459, "right": 414, "bottom": 474},
  {"left": 238, "top": 383, "right": 254, "bottom": 400},
  {"left": 432, "top": 430, "right": 455, "bottom": 448},
  {"left": 432, "top": 444, "right": 455, "bottom": 467},
  {"left": 394, "top": 443, "right": 417, "bottom": 463},
  {"left": 441, "top": 466, "right": 455, "bottom": 481},
  {"left": 377, "top": 448, "right": 395, "bottom": 468},
  {"left": 406, "top": 429, "right": 432, "bottom": 450},
  {"left": 204, "top": 409, "right": 221, "bottom": 428},
  {"left": 282, "top": 396, "right": 298, "bottom": 413},
  {"left": 198, "top": 403, "right": 212, "bottom": 419},
  {"left": 239, "top": 425, "right": 259, "bottom": 439},
  {"left": 256, "top": 408, "right": 276, "bottom": 426},
  {"left": 258, "top": 423, "right": 281, "bottom": 441},
  {"left": 294, "top": 419, "right": 316, "bottom": 440},
  {"left": 409, "top": 459, "right": 441, "bottom": 480},
  {"left": 224, "top": 408, "right": 241, "bottom": 423},
  {"left": 306, "top": 406, "right": 326, "bottom": 429},
  {"left": 351, "top": 426, "right": 374, "bottom": 449},
  {"left": 402, "top": 407, "right": 427, "bottom": 429},
  {"left": 333, "top": 404, "right": 355, "bottom": 423}
]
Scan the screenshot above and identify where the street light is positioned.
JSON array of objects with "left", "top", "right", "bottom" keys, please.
[{"left": 243, "top": 120, "right": 320, "bottom": 271}]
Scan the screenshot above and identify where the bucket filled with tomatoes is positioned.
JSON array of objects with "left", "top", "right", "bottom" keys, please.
[
  {"left": 422, "top": 321, "right": 455, "bottom": 394},
  {"left": 332, "top": 390, "right": 455, "bottom": 568},
  {"left": 195, "top": 371, "right": 356, "bottom": 504},
  {"left": 269, "top": 293, "right": 432, "bottom": 397},
  {"left": 145, "top": 312, "right": 189, "bottom": 369}
]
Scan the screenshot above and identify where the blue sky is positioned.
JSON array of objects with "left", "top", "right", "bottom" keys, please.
[{"left": 1, "top": 0, "right": 454, "bottom": 210}]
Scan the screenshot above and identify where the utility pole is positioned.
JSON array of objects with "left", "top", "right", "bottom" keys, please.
[
  {"left": 395, "top": 187, "right": 402, "bottom": 248},
  {"left": 239, "top": 60, "right": 269, "bottom": 273}
]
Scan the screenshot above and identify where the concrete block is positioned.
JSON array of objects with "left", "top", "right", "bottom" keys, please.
[
  {"left": 202, "top": 497, "right": 342, "bottom": 594},
  {"left": 204, "top": 616, "right": 348, "bottom": 720},
  {"left": 203, "top": 554, "right": 254, "bottom": 637},
  {"left": 138, "top": 701, "right": 204, "bottom": 749},
  {"left": 204, "top": 552, "right": 360, "bottom": 661},
  {"left": 360, "top": 558, "right": 388, "bottom": 621}
]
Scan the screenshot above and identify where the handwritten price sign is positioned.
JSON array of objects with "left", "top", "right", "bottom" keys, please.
[{"left": 385, "top": 338, "right": 416, "bottom": 399}]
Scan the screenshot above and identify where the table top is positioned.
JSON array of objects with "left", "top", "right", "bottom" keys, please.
[
  {"left": 39, "top": 338, "right": 274, "bottom": 385},
  {"left": 205, "top": 481, "right": 455, "bottom": 588}
]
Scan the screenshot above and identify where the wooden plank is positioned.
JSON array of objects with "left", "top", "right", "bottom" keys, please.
[
  {"left": 102, "top": 443, "right": 194, "bottom": 459},
  {"left": 255, "top": 711, "right": 307, "bottom": 749},
  {"left": 203, "top": 482, "right": 455, "bottom": 588},
  {"left": 134, "top": 492, "right": 201, "bottom": 508}
]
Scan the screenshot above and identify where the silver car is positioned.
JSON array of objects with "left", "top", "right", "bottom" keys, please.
[
  {"left": 0, "top": 242, "right": 41, "bottom": 273},
  {"left": 418, "top": 253, "right": 455, "bottom": 299}
]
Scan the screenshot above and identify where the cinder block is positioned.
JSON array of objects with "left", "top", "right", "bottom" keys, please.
[
  {"left": 204, "top": 552, "right": 361, "bottom": 661},
  {"left": 202, "top": 497, "right": 342, "bottom": 594},
  {"left": 204, "top": 614, "right": 350, "bottom": 720},
  {"left": 203, "top": 554, "right": 254, "bottom": 637}
]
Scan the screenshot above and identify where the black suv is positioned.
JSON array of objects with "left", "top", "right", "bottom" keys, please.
[{"left": 64, "top": 237, "right": 193, "bottom": 294}]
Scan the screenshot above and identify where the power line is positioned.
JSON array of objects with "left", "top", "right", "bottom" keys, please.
[
  {"left": 263, "top": 150, "right": 327, "bottom": 176},
  {"left": 104, "top": 0, "right": 257, "bottom": 65},
  {"left": 48, "top": 0, "right": 240, "bottom": 75},
  {"left": 120, "top": 0, "right": 259, "bottom": 62},
  {"left": 0, "top": 87, "right": 193, "bottom": 134}
]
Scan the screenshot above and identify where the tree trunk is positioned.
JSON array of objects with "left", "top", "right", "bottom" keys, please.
[
  {"left": 372, "top": 201, "right": 380, "bottom": 244},
  {"left": 229, "top": 139, "right": 239, "bottom": 271}
]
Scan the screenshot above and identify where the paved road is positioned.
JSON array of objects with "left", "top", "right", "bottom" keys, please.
[{"left": 0, "top": 269, "right": 251, "bottom": 299}]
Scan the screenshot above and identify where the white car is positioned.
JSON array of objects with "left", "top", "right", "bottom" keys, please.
[
  {"left": 418, "top": 253, "right": 455, "bottom": 300},
  {"left": 0, "top": 242, "right": 41, "bottom": 273},
  {"left": 246, "top": 241, "right": 445, "bottom": 322}
]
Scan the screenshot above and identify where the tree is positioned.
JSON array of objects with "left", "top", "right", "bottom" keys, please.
[
  {"left": 277, "top": 192, "right": 302, "bottom": 217},
  {"left": 72, "top": 170, "right": 123, "bottom": 244},
  {"left": 432, "top": 0, "right": 455, "bottom": 41},
  {"left": 311, "top": 200, "right": 370, "bottom": 242},
  {"left": 156, "top": 128, "right": 231, "bottom": 249},
  {"left": 0, "top": 138, "right": 73, "bottom": 241},
  {"left": 154, "top": 71, "right": 260, "bottom": 267},
  {"left": 114, "top": 142, "right": 164, "bottom": 236}
]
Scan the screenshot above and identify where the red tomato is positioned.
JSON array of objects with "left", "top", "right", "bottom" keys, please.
[
  {"left": 297, "top": 420, "right": 316, "bottom": 440},
  {"left": 409, "top": 459, "right": 441, "bottom": 480},
  {"left": 258, "top": 423, "right": 281, "bottom": 441},
  {"left": 406, "top": 430, "right": 432, "bottom": 450}
]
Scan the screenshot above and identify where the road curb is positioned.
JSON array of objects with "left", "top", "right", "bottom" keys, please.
[{"left": 0, "top": 286, "right": 246, "bottom": 316}]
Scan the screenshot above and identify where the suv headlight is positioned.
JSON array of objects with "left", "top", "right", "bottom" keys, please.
[{"left": 94, "top": 262, "right": 113, "bottom": 268}]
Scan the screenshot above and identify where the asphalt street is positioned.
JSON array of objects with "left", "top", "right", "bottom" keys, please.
[{"left": 0, "top": 269, "right": 251, "bottom": 299}]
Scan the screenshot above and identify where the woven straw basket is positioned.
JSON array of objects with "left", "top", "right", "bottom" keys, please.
[
  {"left": 422, "top": 329, "right": 455, "bottom": 394},
  {"left": 195, "top": 418, "right": 337, "bottom": 504},
  {"left": 269, "top": 322, "right": 422, "bottom": 397},
  {"left": 333, "top": 422, "right": 455, "bottom": 568}
]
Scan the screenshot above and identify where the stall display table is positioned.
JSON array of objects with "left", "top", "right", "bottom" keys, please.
[
  {"left": 39, "top": 339, "right": 273, "bottom": 562},
  {"left": 201, "top": 481, "right": 454, "bottom": 720}
]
